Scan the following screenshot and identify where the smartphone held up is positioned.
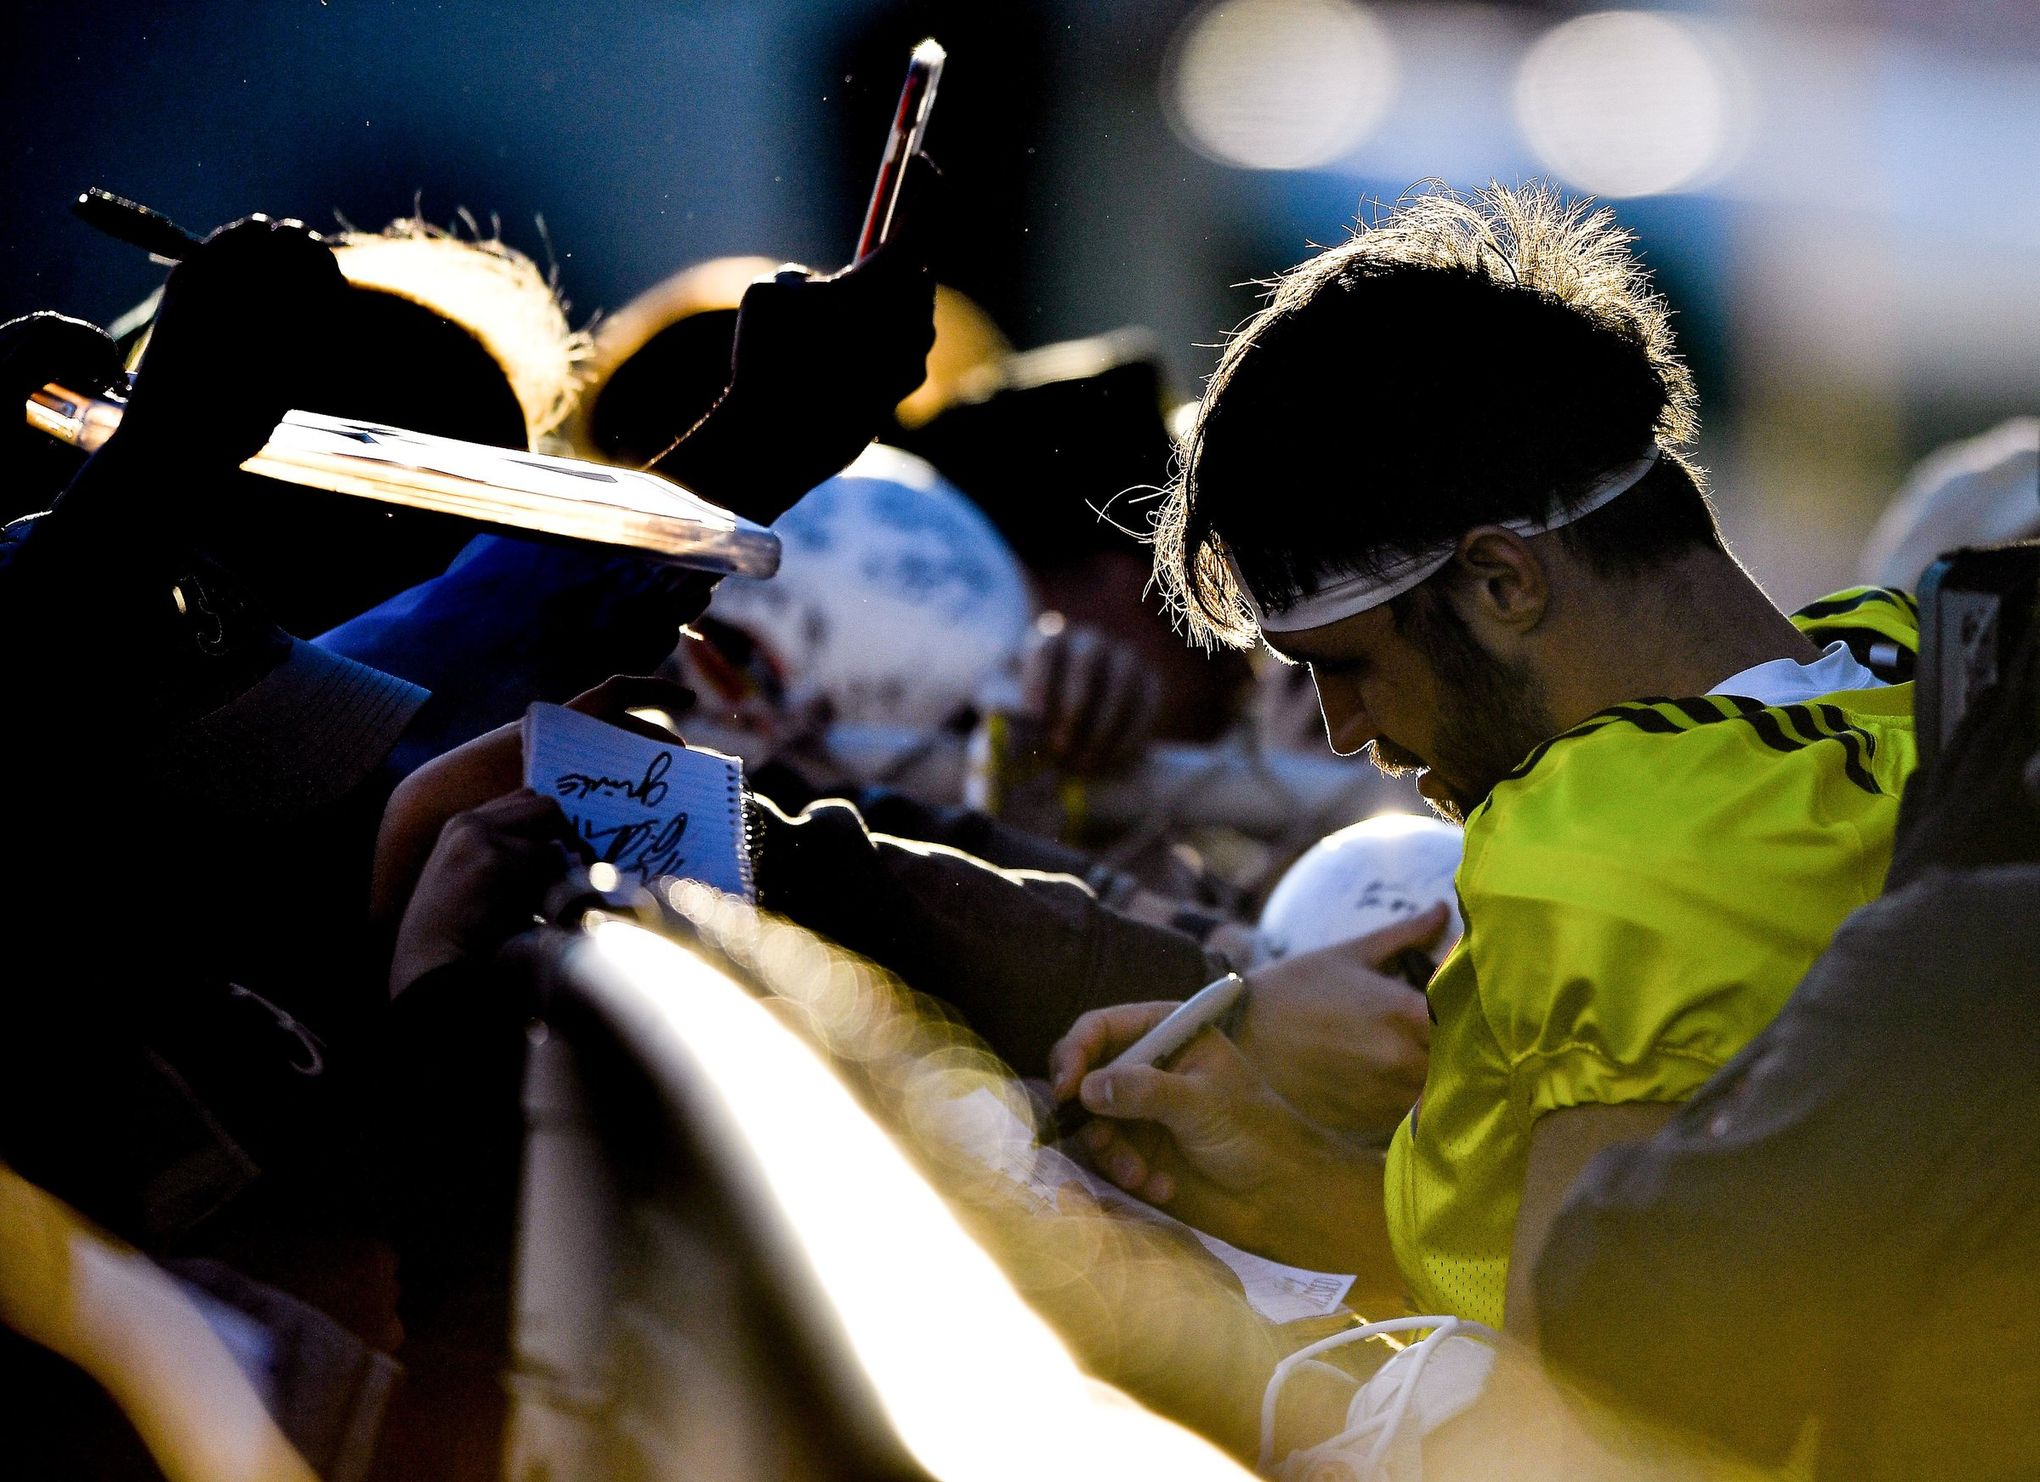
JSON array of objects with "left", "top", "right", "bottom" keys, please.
[{"left": 855, "top": 38, "right": 945, "bottom": 262}]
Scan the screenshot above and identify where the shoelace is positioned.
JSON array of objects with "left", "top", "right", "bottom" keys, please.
[{"left": 1259, "top": 1314, "right": 1500, "bottom": 1479}]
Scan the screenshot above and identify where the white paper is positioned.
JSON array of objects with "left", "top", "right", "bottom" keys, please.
[
  {"left": 941, "top": 1087, "right": 1356, "bottom": 1325},
  {"left": 523, "top": 702, "right": 753, "bottom": 899}
]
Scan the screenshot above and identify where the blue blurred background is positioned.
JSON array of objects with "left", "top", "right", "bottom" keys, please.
[{"left": 4, "top": 0, "right": 2034, "bottom": 604}]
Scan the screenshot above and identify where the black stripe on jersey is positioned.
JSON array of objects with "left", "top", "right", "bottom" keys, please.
[
  {"left": 1793, "top": 587, "right": 1916, "bottom": 622},
  {"left": 1739, "top": 706, "right": 1803, "bottom": 756},
  {"left": 1491, "top": 691, "right": 1888, "bottom": 797},
  {"left": 1618, "top": 704, "right": 1686, "bottom": 735},
  {"left": 1739, "top": 704, "right": 1886, "bottom": 795},
  {"left": 1502, "top": 694, "right": 1778, "bottom": 786},
  {"left": 1810, "top": 703, "right": 1884, "bottom": 794},
  {"left": 1669, "top": 695, "right": 1754, "bottom": 726},
  {"left": 1772, "top": 704, "right": 1828, "bottom": 747},
  {"left": 1498, "top": 715, "right": 1620, "bottom": 786},
  {"left": 1809, "top": 704, "right": 1877, "bottom": 758},
  {"left": 1830, "top": 729, "right": 1879, "bottom": 794},
  {"left": 1667, "top": 696, "right": 1721, "bottom": 726}
]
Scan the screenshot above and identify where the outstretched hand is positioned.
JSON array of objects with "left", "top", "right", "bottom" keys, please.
[
  {"left": 111, "top": 215, "right": 346, "bottom": 473},
  {"left": 653, "top": 154, "right": 943, "bottom": 523}
]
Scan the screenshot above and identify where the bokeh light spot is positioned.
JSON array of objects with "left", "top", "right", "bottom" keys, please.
[
  {"left": 1513, "top": 10, "right": 1732, "bottom": 197},
  {"left": 1165, "top": 0, "right": 1398, "bottom": 171}
]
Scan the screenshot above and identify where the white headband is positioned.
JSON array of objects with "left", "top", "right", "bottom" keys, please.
[{"left": 1231, "top": 447, "right": 1663, "bottom": 634}]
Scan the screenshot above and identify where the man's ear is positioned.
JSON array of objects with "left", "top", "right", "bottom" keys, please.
[{"left": 1451, "top": 526, "right": 1548, "bottom": 636}]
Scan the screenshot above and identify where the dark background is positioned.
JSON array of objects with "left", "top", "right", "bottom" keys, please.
[{"left": 4, "top": 0, "right": 2033, "bottom": 603}]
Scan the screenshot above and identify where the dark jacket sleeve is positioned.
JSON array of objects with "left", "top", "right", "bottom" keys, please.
[
  {"left": 316, "top": 533, "right": 716, "bottom": 772},
  {"left": 750, "top": 794, "right": 1222, "bottom": 1075},
  {"left": 1533, "top": 865, "right": 2040, "bottom": 1473}
]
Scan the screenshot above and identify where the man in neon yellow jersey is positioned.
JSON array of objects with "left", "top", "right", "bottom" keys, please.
[{"left": 1051, "top": 183, "right": 1920, "bottom": 1336}]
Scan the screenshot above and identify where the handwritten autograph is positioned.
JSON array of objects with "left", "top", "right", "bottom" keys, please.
[
  {"left": 551, "top": 752, "right": 690, "bottom": 880},
  {"left": 556, "top": 751, "right": 670, "bottom": 809},
  {"left": 581, "top": 809, "right": 691, "bottom": 882}
]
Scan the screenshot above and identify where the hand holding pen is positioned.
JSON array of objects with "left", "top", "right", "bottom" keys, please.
[{"left": 1046, "top": 973, "right": 1248, "bottom": 1145}]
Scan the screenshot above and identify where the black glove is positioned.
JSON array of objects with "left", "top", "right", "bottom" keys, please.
[
  {"left": 108, "top": 215, "right": 347, "bottom": 474},
  {"left": 652, "top": 153, "right": 943, "bottom": 524},
  {"left": 0, "top": 311, "right": 126, "bottom": 519}
]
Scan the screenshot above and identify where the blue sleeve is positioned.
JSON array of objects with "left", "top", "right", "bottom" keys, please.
[{"left": 316, "top": 534, "right": 714, "bottom": 770}]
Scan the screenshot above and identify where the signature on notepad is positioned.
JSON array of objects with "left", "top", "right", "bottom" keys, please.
[
  {"left": 550, "top": 752, "right": 690, "bottom": 880},
  {"left": 556, "top": 751, "right": 671, "bottom": 808}
]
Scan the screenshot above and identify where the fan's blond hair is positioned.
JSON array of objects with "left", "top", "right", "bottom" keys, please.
[
  {"left": 1155, "top": 181, "right": 1702, "bottom": 649},
  {"left": 332, "top": 217, "right": 592, "bottom": 445}
]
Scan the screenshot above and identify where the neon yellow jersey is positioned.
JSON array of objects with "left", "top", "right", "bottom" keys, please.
[{"left": 1383, "top": 589, "right": 1921, "bottom": 1327}]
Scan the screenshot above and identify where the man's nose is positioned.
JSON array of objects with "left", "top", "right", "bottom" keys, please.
[{"left": 1312, "top": 675, "right": 1377, "bottom": 758}]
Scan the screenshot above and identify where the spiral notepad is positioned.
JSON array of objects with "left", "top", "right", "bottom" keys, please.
[{"left": 523, "top": 702, "right": 754, "bottom": 900}]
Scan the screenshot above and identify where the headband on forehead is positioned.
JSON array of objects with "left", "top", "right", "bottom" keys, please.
[{"left": 1230, "top": 446, "right": 1663, "bottom": 635}]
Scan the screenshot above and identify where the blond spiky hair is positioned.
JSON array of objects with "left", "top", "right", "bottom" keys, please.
[
  {"left": 332, "top": 217, "right": 592, "bottom": 445},
  {"left": 1156, "top": 181, "right": 1707, "bottom": 649}
]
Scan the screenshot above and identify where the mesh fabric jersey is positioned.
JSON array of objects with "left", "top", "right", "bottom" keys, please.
[{"left": 1384, "top": 589, "right": 1921, "bottom": 1326}]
